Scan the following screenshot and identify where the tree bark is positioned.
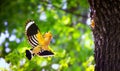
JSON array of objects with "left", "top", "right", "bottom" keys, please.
[{"left": 88, "top": 0, "right": 120, "bottom": 71}]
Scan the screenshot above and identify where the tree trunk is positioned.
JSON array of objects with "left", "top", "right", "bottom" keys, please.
[{"left": 88, "top": 0, "right": 120, "bottom": 71}]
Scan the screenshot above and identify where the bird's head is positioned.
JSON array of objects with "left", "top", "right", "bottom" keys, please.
[{"left": 44, "top": 32, "right": 52, "bottom": 39}]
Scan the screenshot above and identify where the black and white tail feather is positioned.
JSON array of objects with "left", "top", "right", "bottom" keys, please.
[{"left": 25, "top": 20, "right": 54, "bottom": 60}]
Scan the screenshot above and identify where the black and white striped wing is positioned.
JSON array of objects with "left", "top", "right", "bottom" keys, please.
[{"left": 25, "top": 20, "right": 40, "bottom": 48}]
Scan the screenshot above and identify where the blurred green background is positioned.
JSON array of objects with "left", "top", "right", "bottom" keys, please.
[{"left": 0, "top": 0, "right": 94, "bottom": 71}]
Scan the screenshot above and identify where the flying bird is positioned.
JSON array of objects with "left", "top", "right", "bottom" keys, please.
[{"left": 25, "top": 20, "right": 54, "bottom": 60}]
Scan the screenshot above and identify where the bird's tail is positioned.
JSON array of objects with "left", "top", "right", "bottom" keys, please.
[{"left": 25, "top": 49, "right": 34, "bottom": 60}]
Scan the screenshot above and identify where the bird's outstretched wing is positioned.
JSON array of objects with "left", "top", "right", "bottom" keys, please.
[{"left": 25, "top": 20, "right": 44, "bottom": 48}]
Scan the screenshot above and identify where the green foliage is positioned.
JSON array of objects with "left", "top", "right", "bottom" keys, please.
[{"left": 0, "top": 0, "right": 94, "bottom": 71}]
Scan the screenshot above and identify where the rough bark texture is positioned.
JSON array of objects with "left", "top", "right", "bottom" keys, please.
[{"left": 88, "top": 0, "right": 120, "bottom": 71}]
